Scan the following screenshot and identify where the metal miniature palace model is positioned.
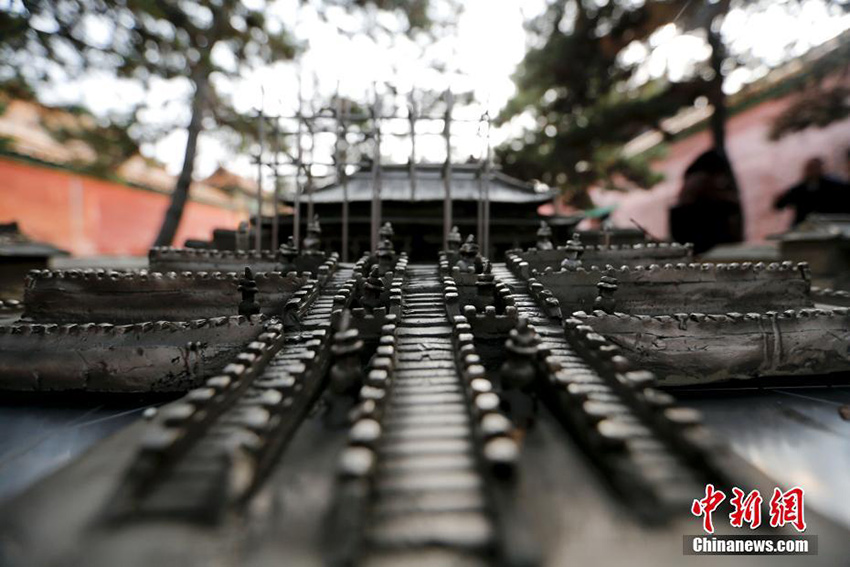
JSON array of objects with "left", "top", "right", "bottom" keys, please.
[{"left": 2, "top": 220, "right": 849, "bottom": 567}]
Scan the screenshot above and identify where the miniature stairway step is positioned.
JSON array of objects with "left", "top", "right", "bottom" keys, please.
[
  {"left": 401, "top": 312, "right": 446, "bottom": 319},
  {"left": 371, "top": 489, "right": 486, "bottom": 516},
  {"left": 391, "top": 360, "right": 457, "bottom": 371},
  {"left": 366, "top": 511, "right": 493, "bottom": 550},
  {"left": 383, "top": 403, "right": 469, "bottom": 417},
  {"left": 396, "top": 337, "right": 453, "bottom": 346},
  {"left": 394, "top": 370, "right": 459, "bottom": 381},
  {"left": 392, "top": 380, "right": 463, "bottom": 392},
  {"left": 382, "top": 412, "right": 471, "bottom": 427},
  {"left": 389, "top": 392, "right": 467, "bottom": 405},
  {"left": 380, "top": 423, "right": 471, "bottom": 441},
  {"left": 396, "top": 351, "right": 456, "bottom": 362},
  {"left": 378, "top": 452, "right": 476, "bottom": 472},
  {"left": 398, "top": 317, "right": 448, "bottom": 327},
  {"left": 403, "top": 296, "right": 442, "bottom": 301},
  {"left": 395, "top": 342, "right": 453, "bottom": 353},
  {"left": 396, "top": 326, "right": 453, "bottom": 337},
  {"left": 374, "top": 469, "right": 484, "bottom": 493}
]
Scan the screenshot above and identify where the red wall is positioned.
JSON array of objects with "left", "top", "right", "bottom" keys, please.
[
  {"left": 594, "top": 95, "right": 850, "bottom": 242},
  {"left": 0, "top": 157, "right": 243, "bottom": 256}
]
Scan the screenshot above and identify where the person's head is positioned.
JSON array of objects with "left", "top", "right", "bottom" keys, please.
[
  {"left": 680, "top": 148, "right": 737, "bottom": 204},
  {"left": 684, "top": 149, "right": 732, "bottom": 178},
  {"left": 803, "top": 157, "right": 824, "bottom": 180}
]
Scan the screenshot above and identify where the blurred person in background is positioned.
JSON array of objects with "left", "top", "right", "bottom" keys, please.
[
  {"left": 844, "top": 148, "right": 850, "bottom": 183},
  {"left": 774, "top": 157, "right": 850, "bottom": 226},
  {"left": 669, "top": 149, "right": 744, "bottom": 255}
]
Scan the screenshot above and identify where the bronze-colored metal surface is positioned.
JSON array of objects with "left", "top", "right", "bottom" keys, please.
[{"left": 1, "top": 222, "right": 848, "bottom": 566}]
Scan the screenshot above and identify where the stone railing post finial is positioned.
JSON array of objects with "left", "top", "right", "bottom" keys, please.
[{"left": 237, "top": 267, "right": 260, "bottom": 316}]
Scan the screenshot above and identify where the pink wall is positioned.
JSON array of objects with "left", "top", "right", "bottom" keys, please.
[
  {"left": 597, "top": 96, "right": 850, "bottom": 242},
  {"left": 0, "top": 157, "right": 243, "bottom": 256}
]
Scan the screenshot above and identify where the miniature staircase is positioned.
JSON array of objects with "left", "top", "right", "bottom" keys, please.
[
  {"left": 491, "top": 262, "right": 701, "bottom": 514},
  {"left": 130, "top": 265, "right": 355, "bottom": 521},
  {"left": 363, "top": 265, "right": 494, "bottom": 565}
]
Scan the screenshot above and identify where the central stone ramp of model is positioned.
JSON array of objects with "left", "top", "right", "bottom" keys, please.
[{"left": 365, "top": 265, "right": 493, "bottom": 565}]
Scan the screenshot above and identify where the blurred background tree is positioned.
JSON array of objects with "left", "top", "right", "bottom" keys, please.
[
  {"left": 0, "top": 0, "right": 434, "bottom": 246},
  {"left": 1, "top": 0, "right": 298, "bottom": 245},
  {"left": 2, "top": 0, "right": 847, "bottom": 236},
  {"left": 769, "top": 38, "right": 850, "bottom": 140},
  {"left": 497, "top": 0, "right": 850, "bottom": 201}
]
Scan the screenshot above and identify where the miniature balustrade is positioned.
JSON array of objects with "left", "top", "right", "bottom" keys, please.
[
  {"left": 511, "top": 241, "right": 693, "bottom": 274},
  {"left": 0, "top": 315, "right": 267, "bottom": 392},
  {"left": 130, "top": 319, "right": 287, "bottom": 468},
  {"left": 513, "top": 251, "right": 850, "bottom": 385},
  {"left": 325, "top": 312, "right": 367, "bottom": 426},
  {"left": 330, "top": 258, "right": 397, "bottom": 319},
  {"left": 489, "top": 286, "right": 735, "bottom": 517},
  {"left": 149, "top": 246, "right": 279, "bottom": 273},
  {"left": 331, "top": 279, "right": 356, "bottom": 314},
  {"left": 341, "top": 254, "right": 407, "bottom": 339},
  {"left": 23, "top": 268, "right": 310, "bottom": 323},
  {"left": 444, "top": 283, "right": 536, "bottom": 563},
  {"left": 525, "top": 277, "right": 563, "bottom": 319},
  {"left": 282, "top": 254, "right": 341, "bottom": 329},
  {"left": 575, "top": 306, "right": 850, "bottom": 386},
  {"left": 0, "top": 298, "right": 22, "bottom": 311},
  {"left": 811, "top": 286, "right": 850, "bottom": 307},
  {"left": 0, "top": 247, "right": 337, "bottom": 394},
  {"left": 345, "top": 261, "right": 398, "bottom": 332},
  {"left": 149, "top": 246, "right": 331, "bottom": 276},
  {"left": 282, "top": 279, "right": 318, "bottom": 329},
  {"left": 496, "top": 318, "right": 540, "bottom": 428},
  {"left": 111, "top": 255, "right": 355, "bottom": 520},
  {"left": 439, "top": 251, "right": 512, "bottom": 317},
  {"left": 457, "top": 279, "right": 518, "bottom": 339},
  {"left": 328, "top": 320, "right": 398, "bottom": 558},
  {"left": 563, "top": 316, "right": 735, "bottom": 469},
  {"left": 491, "top": 257, "right": 752, "bottom": 517},
  {"left": 447, "top": 311, "right": 520, "bottom": 480},
  {"left": 116, "top": 319, "right": 333, "bottom": 521},
  {"left": 532, "top": 261, "right": 812, "bottom": 317}
]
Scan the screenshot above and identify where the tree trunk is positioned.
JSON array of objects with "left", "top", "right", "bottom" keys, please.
[
  {"left": 706, "top": 26, "right": 728, "bottom": 156},
  {"left": 705, "top": 23, "right": 743, "bottom": 242},
  {"left": 153, "top": 71, "right": 209, "bottom": 247}
]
